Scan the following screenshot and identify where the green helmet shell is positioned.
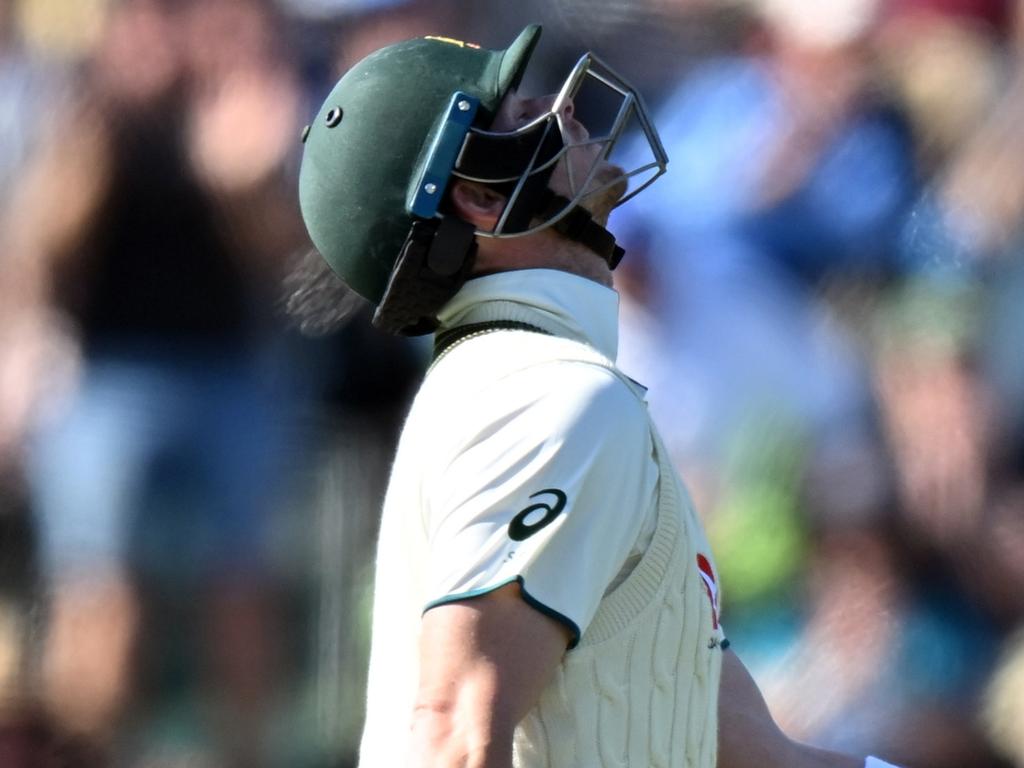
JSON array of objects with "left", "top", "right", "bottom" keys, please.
[{"left": 298, "top": 26, "right": 541, "bottom": 304}]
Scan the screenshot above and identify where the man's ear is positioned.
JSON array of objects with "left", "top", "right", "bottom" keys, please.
[{"left": 448, "top": 180, "right": 506, "bottom": 231}]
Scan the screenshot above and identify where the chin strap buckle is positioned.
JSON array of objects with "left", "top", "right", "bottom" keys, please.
[{"left": 539, "top": 191, "right": 625, "bottom": 269}]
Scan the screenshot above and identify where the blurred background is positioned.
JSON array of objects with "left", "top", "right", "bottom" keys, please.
[{"left": 0, "top": 0, "right": 1023, "bottom": 765}]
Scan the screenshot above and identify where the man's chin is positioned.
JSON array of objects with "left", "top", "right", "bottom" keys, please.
[{"left": 584, "top": 166, "right": 629, "bottom": 224}]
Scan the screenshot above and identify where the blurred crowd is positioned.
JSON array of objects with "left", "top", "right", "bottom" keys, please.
[{"left": 0, "top": 0, "right": 1022, "bottom": 766}]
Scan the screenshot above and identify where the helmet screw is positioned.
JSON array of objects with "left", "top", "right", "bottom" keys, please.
[
  {"left": 325, "top": 107, "right": 343, "bottom": 127},
  {"left": 300, "top": 124, "right": 311, "bottom": 143},
  {"left": 457, "top": 99, "right": 471, "bottom": 112},
  {"left": 424, "top": 183, "right": 438, "bottom": 195}
]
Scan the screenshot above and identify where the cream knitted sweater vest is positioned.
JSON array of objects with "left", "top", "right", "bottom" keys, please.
[{"left": 512, "top": 352, "right": 723, "bottom": 768}]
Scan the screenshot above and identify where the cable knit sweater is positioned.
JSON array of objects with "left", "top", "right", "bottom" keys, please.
[{"left": 512, "top": 355, "right": 723, "bottom": 768}]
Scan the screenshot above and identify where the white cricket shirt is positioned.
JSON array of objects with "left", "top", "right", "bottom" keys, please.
[{"left": 358, "top": 269, "right": 671, "bottom": 766}]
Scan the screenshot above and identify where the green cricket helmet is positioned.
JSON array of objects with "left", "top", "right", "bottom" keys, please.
[{"left": 298, "top": 24, "right": 667, "bottom": 335}]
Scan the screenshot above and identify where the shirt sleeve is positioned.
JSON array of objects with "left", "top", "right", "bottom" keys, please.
[{"left": 423, "top": 359, "right": 658, "bottom": 646}]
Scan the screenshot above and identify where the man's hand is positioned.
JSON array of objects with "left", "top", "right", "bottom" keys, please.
[{"left": 411, "top": 582, "right": 571, "bottom": 768}]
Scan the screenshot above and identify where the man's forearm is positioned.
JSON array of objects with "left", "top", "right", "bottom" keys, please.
[
  {"left": 411, "top": 585, "right": 569, "bottom": 768},
  {"left": 410, "top": 705, "right": 513, "bottom": 768}
]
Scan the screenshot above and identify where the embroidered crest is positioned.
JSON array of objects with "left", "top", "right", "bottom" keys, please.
[{"left": 696, "top": 554, "right": 720, "bottom": 629}]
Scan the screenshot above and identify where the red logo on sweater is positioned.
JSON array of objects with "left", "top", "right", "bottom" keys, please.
[{"left": 696, "top": 554, "right": 720, "bottom": 629}]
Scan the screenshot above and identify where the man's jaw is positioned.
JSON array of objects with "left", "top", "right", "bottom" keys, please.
[{"left": 579, "top": 162, "right": 629, "bottom": 224}]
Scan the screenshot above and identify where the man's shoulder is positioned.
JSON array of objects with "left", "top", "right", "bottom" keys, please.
[
  {"left": 413, "top": 329, "right": 647, "bottom": 441},
  {"left": 424, "top": 328, "right": 643, "bottom": 409}
]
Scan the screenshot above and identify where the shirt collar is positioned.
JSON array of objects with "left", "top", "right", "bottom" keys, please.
[{"left": 436, "top": 269, "right": 620, "bottom": 360}]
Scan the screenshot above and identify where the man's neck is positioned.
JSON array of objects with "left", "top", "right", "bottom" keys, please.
[{"left": 471, "top": 229, "right": 613, "bottom": 289}]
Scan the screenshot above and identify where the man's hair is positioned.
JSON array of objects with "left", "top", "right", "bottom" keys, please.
[{"left": 281, "top": 248, "right": 368, "bottom": 336}]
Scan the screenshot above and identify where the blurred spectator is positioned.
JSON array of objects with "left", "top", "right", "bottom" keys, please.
[
  {"left": 0, "top": 0, "right": 72, "bottom": 737},
  {"left": 868, "top": 6, "right": 1024, "bottom": 765},
  {"left": 871, "top": 283, "right": 990, "bottom": 548},
  {"left": 875, "top": 1, "right": 1005, "bottom": 177},
  {"left": 870, "top": 0, "right": 1024, "bottom": 624},
  {"left": 0, "top": 0, "right": 69, "bottom": 463},
  {"left": 2, "top": 0, "right": 307, "bottom": 763}
]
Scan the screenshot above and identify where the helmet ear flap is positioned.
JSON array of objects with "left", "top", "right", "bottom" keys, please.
[{"left": 372, "top": 217, "right": 478, "bottom": 336}]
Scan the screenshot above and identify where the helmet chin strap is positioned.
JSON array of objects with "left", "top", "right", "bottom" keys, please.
[{"left": 536, "top": 189, "right": 625, "bottom": 269}]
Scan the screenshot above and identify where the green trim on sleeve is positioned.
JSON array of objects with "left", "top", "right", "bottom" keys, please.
[{"left": 423, "top": 575, "right": 582, "bottom": 649}]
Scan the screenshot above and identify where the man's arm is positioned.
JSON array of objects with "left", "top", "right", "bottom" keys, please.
[
  {"left": 412, "top": 582, "right": 571, "bottom": 768},
  {"left": 718, "top": 649, "right": 863, "bottom": 768},
  {"left": 411, "top": 590, "right": 895, "bottom": 768}
]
